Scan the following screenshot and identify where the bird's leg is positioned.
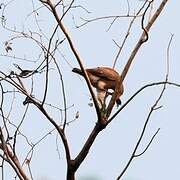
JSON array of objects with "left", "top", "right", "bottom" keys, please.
[
  {"left": 96, "top": 89, "right": 106, "bottom": 111},
  {"left": 99, "top": 90, "right": 110, "bottom": 122}
]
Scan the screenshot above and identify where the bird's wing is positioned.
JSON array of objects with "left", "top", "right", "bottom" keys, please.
[{"left": 86, "top": 67, "right": 119, "bottom": 81}]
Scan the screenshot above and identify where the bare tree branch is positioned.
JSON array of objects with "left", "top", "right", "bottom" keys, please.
[
  {"left": 116, "top": 25, "right": 174, "bottom": 180},
  {"left": 116, "top": 76, "right": 167, "bottom": 180},
  {"left": 112, "top": 0, "right": 148, "bottom": 68},
  {"left": 0, "top": 1, "right": 176, "bottom": 180},
  {"left": 106, "top": 0, "right": 169, "bottom": 118},
  {"left": 40, "top": 0, "right": 101, "bottom": 121}
]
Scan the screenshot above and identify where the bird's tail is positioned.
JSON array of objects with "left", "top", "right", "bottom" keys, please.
[{"left": 72, "top": 68, "right": 83, "bottom": 76}]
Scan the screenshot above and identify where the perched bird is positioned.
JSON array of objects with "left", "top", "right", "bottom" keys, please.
[
  {"left": 13, "top": 64, "right": 38, "bottom": 78},
  {"left": 72, "top": 67, "right": 124, "bottom": 108}
]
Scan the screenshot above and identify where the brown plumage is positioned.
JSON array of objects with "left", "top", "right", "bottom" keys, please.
[{"left": 72, "top": 67, "right": 124, "bottom": 107}]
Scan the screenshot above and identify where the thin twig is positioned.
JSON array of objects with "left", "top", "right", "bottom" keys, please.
[
  {"left": 112, "top": 1, "right": 147, "bottom": 68},
  {"left": 76, "top": 14, "right": 141, "bottom": 28},
  {"left": 41, "top": 24, "right": 59, "bottom": 105},
  {"left": 134, "top": 128, "right": 160, "bottom": 157}
]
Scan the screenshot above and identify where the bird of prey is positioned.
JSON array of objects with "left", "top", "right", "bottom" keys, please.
[{"left": 72, "top": 67, "right": 124, "bottom": 108}]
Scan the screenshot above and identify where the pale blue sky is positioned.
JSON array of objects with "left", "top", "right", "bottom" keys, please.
[{"left": 0, "top": 0, "right": 180, "bottom": 180}]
